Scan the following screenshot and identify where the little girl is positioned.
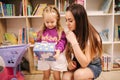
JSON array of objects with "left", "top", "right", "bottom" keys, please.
[{"left": 36, "top": 6, "right": 67, "bottom": 80}]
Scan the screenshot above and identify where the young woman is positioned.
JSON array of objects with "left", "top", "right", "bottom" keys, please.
[
  {"left": 62, "top": 4, "right": 102, "bottom": 80},
  {"left": 36, "top": 6, "right": 67, "bottom": 80}
]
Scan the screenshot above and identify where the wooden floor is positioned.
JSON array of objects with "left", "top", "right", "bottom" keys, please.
[
  {"left": 25, "top": 73, "right": 53, "bottom": 80},
  {"left": 24, "top": 70, "right": 120, "bottom": 80}
]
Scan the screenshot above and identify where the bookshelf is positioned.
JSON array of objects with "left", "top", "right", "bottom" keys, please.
[{"left": 0, "top": 0, "right": 120, "bottom": 74}]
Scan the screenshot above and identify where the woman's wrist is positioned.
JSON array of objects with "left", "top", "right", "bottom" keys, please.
[{"left": 71, "top": 42, "right": 79, "bottom": 46}]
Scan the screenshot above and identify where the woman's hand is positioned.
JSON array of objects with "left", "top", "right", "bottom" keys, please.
[
  {"left": 67, "top": 61, "right": 77, "bottom": 71},
  {"left": 66, "top": 31, "right": 78, "bottom": 45}
]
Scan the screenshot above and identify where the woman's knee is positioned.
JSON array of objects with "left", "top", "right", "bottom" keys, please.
[
  {"left": 62, "top": 71, "right": 73, "bottom": 80},
  {"left": 74, "top": 69, "right": 85, "bottom": 80},
  {"left": 74, "top": 68, "right": 94, "bottom": 80}
]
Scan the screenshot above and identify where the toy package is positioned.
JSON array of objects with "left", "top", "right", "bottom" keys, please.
[
  {"left": 33, "top": 42, "right": 56, "bottom": 61},
  {"left": 0, "top": 44, "right": 29, "bottom": 80}
]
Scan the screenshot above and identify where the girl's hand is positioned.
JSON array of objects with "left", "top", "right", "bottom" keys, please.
[
  {"left": 54, "top": 50, "right": 60, "bottom": 60},
  {"left": 66, "top": 31, "right": 78, "bottom": 45},
  {"left": 68, "top": 61, "right": 77, "bottom": 71}
]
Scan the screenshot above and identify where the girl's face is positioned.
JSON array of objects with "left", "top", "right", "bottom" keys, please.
[
  {"left": 44, "top": 13, "right": 57, "bottom": 29},
  {"left": 65, "top": 11, "right": 76, "bottom": 31}
]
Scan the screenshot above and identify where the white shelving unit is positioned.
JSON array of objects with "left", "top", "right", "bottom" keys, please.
[
  {"left": 0, "top": 0, "right": 120, "bottom": 74},
  {"left": 86, "top": 0, "right": 120, "bottom": 71}
]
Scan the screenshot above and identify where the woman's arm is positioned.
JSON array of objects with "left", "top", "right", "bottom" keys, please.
[{"left": 66, "top": 31, "right": 91, "bottom": 67}]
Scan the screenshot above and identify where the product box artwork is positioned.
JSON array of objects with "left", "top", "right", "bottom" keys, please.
[{"left": 33, "top": 42, "right": 56, "bottom": 61}]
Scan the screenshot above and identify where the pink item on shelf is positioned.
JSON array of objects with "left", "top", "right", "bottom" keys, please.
[{"left": 75, "top": 0, "right": 84, "bottom": 6}]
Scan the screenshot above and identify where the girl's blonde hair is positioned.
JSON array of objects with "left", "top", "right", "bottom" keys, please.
[{"left": 38, "top": 6, "right": 63, "bottom": 41}]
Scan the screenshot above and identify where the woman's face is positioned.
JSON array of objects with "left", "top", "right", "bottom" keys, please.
[{"left": 65, "top": 11, "right": 76, "bottom": 31}]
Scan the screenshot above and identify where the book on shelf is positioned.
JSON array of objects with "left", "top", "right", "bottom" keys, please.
[
  {"left": 99, "top": 29, "right": 109, "bottom": 41},
  {"left": 114, "top": 24, "right": 120, "bottom": 41},
  {"left": 114, "top": 24, "right": 119, "bottom": 41},
  {"left": 34, "top": 3, "right": 47, "bottom": 16},
  {"left": 113, "top": 57, "right": 120, "bottom": 69},
  {"left": 0, "top": 3, "right": 2, "bottom": 16},
  {"left": 55, "top": 0, "right": 69, "bottom": 13},
  {"left": 19, "top": 1, "right": 23, "bottom": 16},
  {"left": 18, "top": 27, "right": 28, "bottom": 44},
  {"left": 0, "top": 28, "right": 4, "bottom": 45},
  {"left": 32, "top": 3, "right": 39, "bottom": 16},
  {"left": 0, "top": 2, "right": 4, "bottom": 16},
  {"left": 22, "top": 0, "right": 27, "bottom": 16},
  {"left": 102, "top": 53, "right": 112, "bottom": 71},
  {"left": 27, "top": 3, "right": 32, "bottom": 16},
  {"left": 18, "top": 29, "right": 22, "bottom": 44},
  {"left": 29, "top": 28, "right": 37, "bottom": 44},
  {"left": 22, "top": 28, "right": 26, "bottom": 44},
  {"left": 100, "top": 0, "right": 112, "bottom": 13},
  {"left": 118, "top": 26, "right": 120, "bottom": 40},
  {"left": 1, "top": 2, "right": 15, "bottom": 16},
  {"left": 2, "top": 3, "right": 7, "bottom": 16}
]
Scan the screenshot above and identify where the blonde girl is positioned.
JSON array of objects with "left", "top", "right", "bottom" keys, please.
[{"left": 36, "top": 6, "right": 67, "bottom": 80}]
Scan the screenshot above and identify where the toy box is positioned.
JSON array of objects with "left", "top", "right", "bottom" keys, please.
[{"left": 33, "top": 42, "right": 56, "bottom": 61}]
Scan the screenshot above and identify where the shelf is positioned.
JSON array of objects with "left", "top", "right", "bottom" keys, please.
[
  {"left": 112, "top": 68, "right": 120, "bottom": 71},
  {"left": 87, "top": 11, "right": 113, "bottom": 16},
  {"left": 0, "top": 16, "right": 27, "bottom": 19},
  {"left": 113, "top": 41, "right": 120, "bottom": 44},
  {"left": 0, "top": 0, "right": 120, "bottom": 73},
  {"left": 102, "top": 41, "right": 113, "bottom": 44}
]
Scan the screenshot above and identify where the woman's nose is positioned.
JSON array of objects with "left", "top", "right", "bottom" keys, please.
[{"left": 66, "top": 22, "right": 69, "bottom": 26}]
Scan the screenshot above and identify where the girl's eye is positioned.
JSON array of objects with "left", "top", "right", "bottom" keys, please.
[
  {"left": 51, "top": 21, "right": 54, "bottom": 23},
  {"left": 46, "top": 22, "right": 49, "bottom": 23}
]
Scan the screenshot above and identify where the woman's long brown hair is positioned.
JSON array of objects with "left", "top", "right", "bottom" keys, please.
[{"left": 65, "top": 4, "right": 102, "bottom": 62}]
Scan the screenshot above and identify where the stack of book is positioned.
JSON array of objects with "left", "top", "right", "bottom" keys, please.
[
  {"left": 113, "top": 57, "right": 120, "bottom": 69},
  {"left": 0, "top": 1, "right": 15, "bottom": 16},
  {"left": 102, "top": 53, "right": 112, "bottom": 71}
]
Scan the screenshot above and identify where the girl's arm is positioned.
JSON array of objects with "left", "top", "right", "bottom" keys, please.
[
  {"left": 54, "top": 31, "right": 67, "bottom": 59},
  {"left": 55, "top": 31, "right": 67, "bottom": 53}
]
